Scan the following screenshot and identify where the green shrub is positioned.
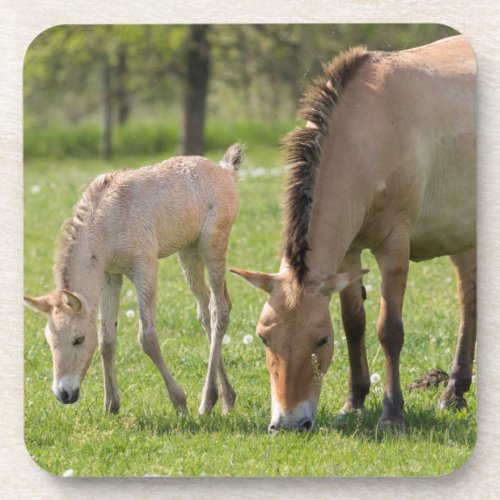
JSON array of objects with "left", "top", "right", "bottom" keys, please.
[{"left": 24, "top": 120, "right": 297, "bottom": 161}]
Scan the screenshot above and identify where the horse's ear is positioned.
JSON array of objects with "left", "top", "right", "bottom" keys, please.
[
  {"left": 230, "top": 268, "right": 277, "bottom": 294},
  {"left": 61, "top": 289, "right": 83, "bottom": 313},
  {"left": 316, "top": 269, "right": 369, "bottom": 296},
  {"left": 24, "top": 294, "right": 53, "bottom": 314}
]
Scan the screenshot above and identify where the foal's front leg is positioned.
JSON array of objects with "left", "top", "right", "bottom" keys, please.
[
  {"left": 99, "top": 272, "right": 123, "bottom": 414},
  {"left": 129, "top": 260, "right": 187, "bottom": 415}
]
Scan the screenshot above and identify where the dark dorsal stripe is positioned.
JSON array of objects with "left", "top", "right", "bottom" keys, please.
[{"left": 282, "top": 47, "right": 370, "bottom": 284}]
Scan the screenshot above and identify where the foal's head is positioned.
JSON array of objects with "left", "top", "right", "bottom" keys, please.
[
  {"left": 24, "top": 290, "right": 97, "bottom": 405},
  {"left": 232, "top": 267, "right": 366, "bottom": 433}
]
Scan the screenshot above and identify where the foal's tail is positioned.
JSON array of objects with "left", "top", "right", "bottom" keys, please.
[{"left": 220, "top": 143, "right": 244, "bottom": 174}]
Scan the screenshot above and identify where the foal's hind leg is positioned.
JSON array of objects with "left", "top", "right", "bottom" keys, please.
[
  {"left": 128, "top": 258, "right": 187, "bottom": 415},
  {"left": 339, "top": 251, "right": 370, "bottom": 414},
  {"left": 99, "top": 272, "right": 123, "bottom": 414},
  {"left": 198, "top": 241, "right": 233, "bottom": 416},
  {"left": 178, "top": 247, "right": 236, "bottom": 414},
  {"left": 441, "top": 249, "right": 476, "bottom": 410}
]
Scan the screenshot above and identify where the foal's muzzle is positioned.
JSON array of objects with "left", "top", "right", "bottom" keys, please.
[
  {"left": 55, "top": 386, "right": 80, "bottom": 404},
  {"left": 53, "top": 376, "right": 81, "bottom": 404}
]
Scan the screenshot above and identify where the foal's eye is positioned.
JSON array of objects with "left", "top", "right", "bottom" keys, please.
[
  {"left": 258, "top": 334, "right": 268, "bottom": 346},
  {"left": 73, "top": 336, "right": 85, "bottom": 346},
  {"left": 316, "top": 336, "right": 329, "bottom": 348}
]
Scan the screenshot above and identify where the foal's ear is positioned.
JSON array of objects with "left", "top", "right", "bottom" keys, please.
[
  {"left": 316, "top": 269, "right": 369, "bottom": 296},
  {"left": 230, "top": 268, "right": 277, "bottom": 294},
  {"left": 61, "top": 289, "right": 83, "bottom": 313},
  {"left": 24, "top": 294, "right": 53, "bottom": 314}
]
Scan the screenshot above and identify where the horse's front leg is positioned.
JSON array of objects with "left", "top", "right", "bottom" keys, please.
[
  {"left": 98, "top": 272, "right": 123, "bottom": 414},
  {"left": 129, "top": 259, "right": 187, "bottom": 416},
  {"left": 441, "top": 249, "right": 476, "bottom": 410},
  {"left": 373, "top": 227, "right": 410, "bottom": 430},
  {"left": 339, "top": 251, "right": 370, "bottom": 414}
]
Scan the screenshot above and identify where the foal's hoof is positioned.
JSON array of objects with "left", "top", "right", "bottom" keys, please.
[
  {"left": 104, "top": 400, "right": 120, "bottom": 415},
  {"left": 221, "top": 388, "right": 237, "bottom": 416},
  {"left": 376, "top": 416, "right": 405, "bottom": 434},
  {"left": 171, "top": 390, "right": 188, "bottom": 416},
  {"left": 198, "top": 386, "right": 219, "bottom": 416}
]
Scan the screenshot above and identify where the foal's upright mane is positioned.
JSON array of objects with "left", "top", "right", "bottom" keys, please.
[
  {"left": 281, "top": 46, "right": 370, "bottom": 285},
  {"left": 54, "top": 172, "right": 123, "bottom": 289}
]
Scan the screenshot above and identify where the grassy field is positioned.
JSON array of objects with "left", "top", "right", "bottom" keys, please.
[{"left": 24, "top": 143, "right": 476, "bottom": 477}]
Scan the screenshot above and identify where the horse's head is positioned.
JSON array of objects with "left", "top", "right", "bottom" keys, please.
[
  {"left": 24, "top": 290, "right": 97, "bottom": 405},
  {"left": 231, "top": 267, "right": 366, "bottom": 433}
]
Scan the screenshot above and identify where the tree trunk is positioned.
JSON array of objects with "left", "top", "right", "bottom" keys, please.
[
  {"left": 101, "top": 59, "right": 112, "bottom": 160},
  {"left": 180, "top": 25, "right": 211, "bottom": 155},
  {"left": 116, "top": 47, "right": 130, "bottom": 124}
]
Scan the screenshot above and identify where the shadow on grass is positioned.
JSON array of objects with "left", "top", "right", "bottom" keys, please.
[
  {"left": 315, "top": 400, "right": 476, "bottom": 447},
  {"left": 130, "top": 400, "right": 475, "bottom": 448}
]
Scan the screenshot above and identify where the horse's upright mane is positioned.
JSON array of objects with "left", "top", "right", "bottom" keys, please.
[{"left": 281, "top": 46, "right": 370, "bottom": 285}]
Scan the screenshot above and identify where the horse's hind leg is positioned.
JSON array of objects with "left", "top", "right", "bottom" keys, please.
[
  {"left": 129, "top": 258, "right": 187, "bottom": 415},
  {"left": 339, "top": 251, "right": 370, "bottom": 414},
  {"left": 178, "top": 247, "right": 236, "bottom": 415},
  {"left": 198, "top": 237, "right": 233, "bottom": 416},
  {"left": 441, "top": 249, "right": 476, "bottom": 410},
  {"left": 99, "top": 272, "right": 123, "bottom": 414}
]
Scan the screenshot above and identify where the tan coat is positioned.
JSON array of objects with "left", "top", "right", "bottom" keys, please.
[
  {"left": 25, "top": 144, "right": 243, "bottom": 416},
  {"left": 233, "top": 36, "right": 476, "bottom": 432}
]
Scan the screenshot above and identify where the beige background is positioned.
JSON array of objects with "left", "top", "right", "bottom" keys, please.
[{"left": 2, "top": 0, "right": 499, "bottom": 497}]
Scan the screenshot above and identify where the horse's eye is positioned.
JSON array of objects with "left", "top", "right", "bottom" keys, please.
[
  {"left": 258, "top": 334, "right": 268, "bottom": 346},
  {"left": 316, "top": 336, "right": 329, "bottom": 348},
  {"left": 73, "top": 336, "right": 85, "bottom": 346}
]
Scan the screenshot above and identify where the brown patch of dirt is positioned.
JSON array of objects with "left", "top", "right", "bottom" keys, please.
[{"left": 407, "top": 368, "right": 449, "bottom": 391}]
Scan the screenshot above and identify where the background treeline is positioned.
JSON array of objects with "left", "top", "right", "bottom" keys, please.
[{"left": 24, "top": 24, "right": 457, "bottom": 161}]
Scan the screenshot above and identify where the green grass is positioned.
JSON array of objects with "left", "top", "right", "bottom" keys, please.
[{"left": 24, "top": 144, "right": 476, "bottom": 477}]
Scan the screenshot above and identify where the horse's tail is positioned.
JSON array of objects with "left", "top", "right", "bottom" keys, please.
[{"left": 219, "top": 143, "right": 244, "bottom": 174}]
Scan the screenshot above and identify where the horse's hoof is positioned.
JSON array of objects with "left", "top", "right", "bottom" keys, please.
[
  {"left": 339, "top": 401, "right": 363, "bottom": 415},
  {"left": 376, "top": 416, "right": 405, "bottom": 433},
  {"left": 439, "top": 396, "right": 468, "bottom": 412}
]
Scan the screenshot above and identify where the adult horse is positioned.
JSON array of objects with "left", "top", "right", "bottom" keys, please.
[{"left": 232, "top": 36, "right": 476, "bottom": 432}]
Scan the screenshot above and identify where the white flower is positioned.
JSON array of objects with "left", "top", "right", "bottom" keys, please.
[
  {"left": 62, "top": 469, "right": 74, "bottom": 477},
  {"left": 126, "top": 309, "right": 135, "bottom": 319},
  {"left": 222, "top": 335, "right": 231, "bottom": 345},
  {"left": 243, "top": 334, "right": 254, "bottom": 345},
  {"left": 126, "top": 289, "right": 134, "bottom": 299},
  {"left": 370, "top": 373, "right": 381, "bottom": 384},
  {"left": 31, "top": 185, "right": 41, "bottom": 194}
]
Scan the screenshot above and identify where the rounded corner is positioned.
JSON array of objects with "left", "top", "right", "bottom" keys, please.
[
  {"left": 436, "top": 23, "right": 478, "bottom": 70},
  {"left": 23, "top": 24, "right": 71, "bottom": 73},
  {"left": 434, "top": 425, "right": 478, "bottom": 478},
  {"left": 23, "top": 422, "right": 71, "bottom": 478}
]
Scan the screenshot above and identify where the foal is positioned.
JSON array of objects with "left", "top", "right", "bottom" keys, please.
[{"left": 25, "top": 144, "right": 243, "bottom": 416}]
